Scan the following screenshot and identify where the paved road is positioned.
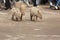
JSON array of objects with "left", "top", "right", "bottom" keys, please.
[{"left": 0, "top": 5, "right": 60, "bottom": 40}]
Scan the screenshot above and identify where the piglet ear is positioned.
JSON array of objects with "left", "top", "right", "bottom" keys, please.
[{"left": 28, "top": 5, "right": 33, "bottom": 8}]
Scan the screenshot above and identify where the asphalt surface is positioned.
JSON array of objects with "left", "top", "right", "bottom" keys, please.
[{"left": 0, "top": 5, "right": 60, "bottom": 40}]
